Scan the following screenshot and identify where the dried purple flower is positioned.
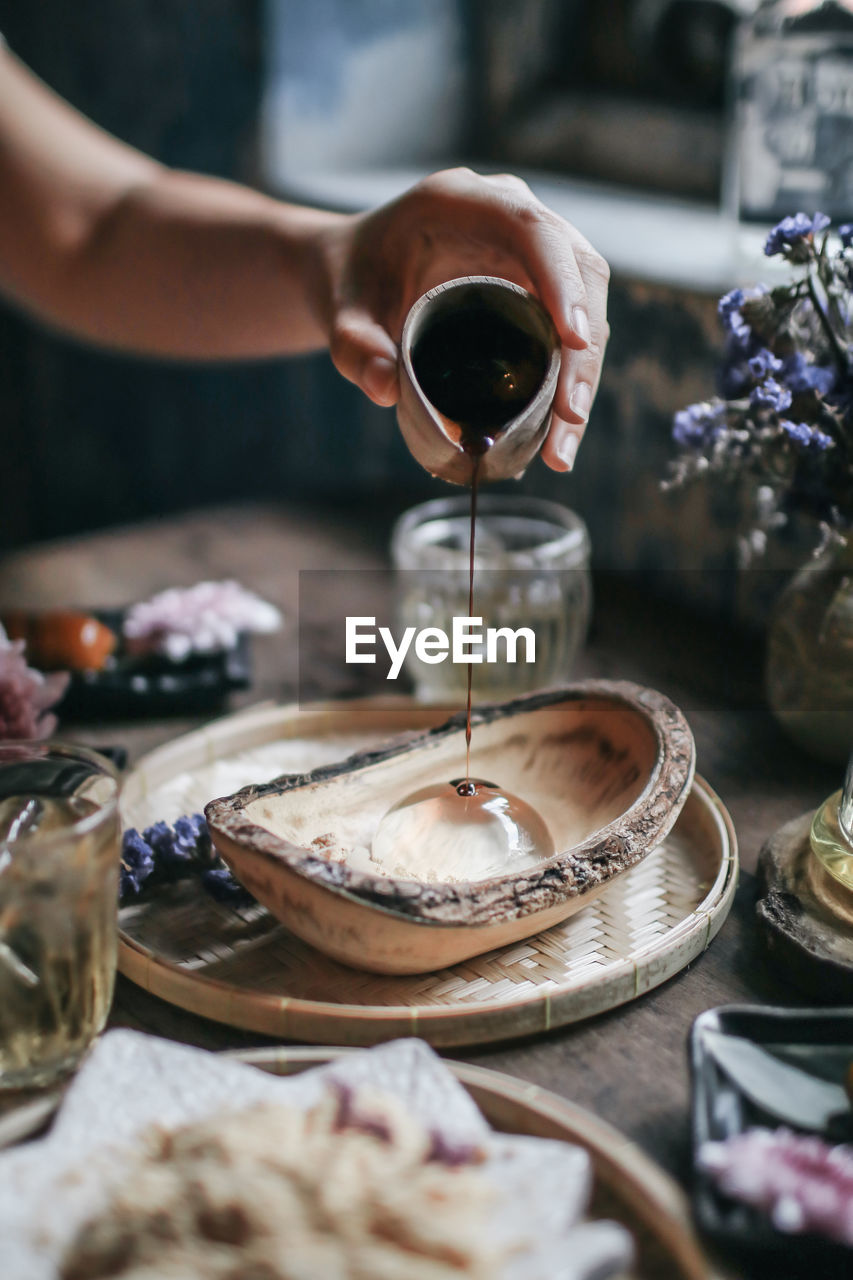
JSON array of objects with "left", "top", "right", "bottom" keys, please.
[
  {"left": 668, "top": 214, "right": 853, "bottom": 539},
  {"left": 779, "top": 420, "right": 834, "bottom": 450},
  {"left": 200, "top": 865, "right": 254, "bottom": 907},
  {"left": 673, "top": 400, "right": 726, "bottom": 450},
  {"left": 718, "top": 288, "right": 745, "bottom": 329},
  {"left": 779, "top": 351, "right": 836, "bottom": 397},
  {"left": 0, "top": 625, "right": 69, "bottom": 741},
  {"left": 173, "top": 812, "right": 212, "bottom": 860},
  {"left": 718, "top": 288, "right": 752, "bottom": 347},
  {"left": 119, "top": 811, "right": 254, "bottom": 907},
  {"left": 120, "top": 829, "right": 156, "bottom": 897},
  {"left": 750, "top": 378, "right": 793, "bottom": 413},
  {"left": 142, "top": 813, "right": 214, "bottom": 874},
  {"left": 123, "top": 581, "right": 282, "bottom": 662},
  {"left": 718, "top": 286, "right": 775, "bottom": 357},
  {"left": 141, "top": 819, "right": 179, "bottom": 865},
  {"left": 699, "top": 1127, "right": 853, "bottom": 1247},
  {"left": 764, "top": 211, "right": 830, "bottom": 260},
  {"left": 748, "top": 348, "right": 783, "bottom": 380}
]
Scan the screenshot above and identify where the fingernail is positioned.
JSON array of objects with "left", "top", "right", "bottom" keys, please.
[
  {"left": 571, "top": 307, "right": 591, "bottom": 345},
  {"left": 569, "top": 381, "right": 592, "bottom": 420},
  {"left": 557, "top": 433, "right": 579, "bottom": 470},
  {"left": 364, "top": 356, "right": 397, "bottom": 404}
]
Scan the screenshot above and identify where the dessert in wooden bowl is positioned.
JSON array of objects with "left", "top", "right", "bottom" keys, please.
[{"left": 205, "top": 681, "right": 695, "bottom": 975}]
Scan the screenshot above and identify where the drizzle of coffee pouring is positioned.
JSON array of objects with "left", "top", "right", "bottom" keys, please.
[{"left": 372, "top": 295, "right": 557, "bottom": 882}]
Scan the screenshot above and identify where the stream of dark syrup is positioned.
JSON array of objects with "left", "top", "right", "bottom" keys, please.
[
  {"left": 463, "top": 449, "right": 481, "bottom": 792},
  {"left": 411, "top": 304, "right": 548, "bottom": 795}
]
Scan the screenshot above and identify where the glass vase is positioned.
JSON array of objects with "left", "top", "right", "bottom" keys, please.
[{"left": 765, "top": 535, "right": 853, "bottom": 764}]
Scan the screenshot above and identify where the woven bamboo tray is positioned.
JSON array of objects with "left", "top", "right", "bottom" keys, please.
[
  {"left": 119, "top": 699, "right": 738, "bottom": 1048},
  {"left": 236, "top": 1046, "right": 719, "bottom": 1280}
]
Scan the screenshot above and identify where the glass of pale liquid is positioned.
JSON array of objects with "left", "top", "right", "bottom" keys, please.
[
  {"left": 391, "top": 495, "right": 592, "bottom": 703},
  {"left": 0, "top": 742, "right": 121, "bottom": 1089}
]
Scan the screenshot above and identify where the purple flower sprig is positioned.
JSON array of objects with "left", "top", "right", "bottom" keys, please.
[
  {"left": 769, "top": 212, "right": 851, "bottom": 376},
  {"left": 750, "top": 378, "right": 792, "bottom": 413},
  {"left": 119, "top": 812, "right": 254, "bottom": 908},
  {"left": 120, "top": 829, "right": 155, "bottom": 897},
  {"left": 763, "top": 211, "right": 830, "bottom": 262},
  {"left": 666, "top": 213, "right": 853, "bottom": 541}
]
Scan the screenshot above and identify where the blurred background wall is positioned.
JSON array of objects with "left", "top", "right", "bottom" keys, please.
[{"left": 0, "top": 0, "right": 771, "bottom": 609}]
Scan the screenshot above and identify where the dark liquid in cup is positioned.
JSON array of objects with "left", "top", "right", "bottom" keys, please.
[
  {"left": 412, "top": 303, "right": 549, "bottom": 789},
  {"left": 411, "top": 305, "right": 549, "bottom": 452}
]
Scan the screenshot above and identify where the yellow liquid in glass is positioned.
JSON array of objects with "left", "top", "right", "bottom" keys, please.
[{"left": 810, "top": 788, "right": 853, "bottom": 892}]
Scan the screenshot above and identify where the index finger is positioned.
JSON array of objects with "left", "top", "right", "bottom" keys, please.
[{"left": 513, "top": 211, "right": 609, "bottom": 471}]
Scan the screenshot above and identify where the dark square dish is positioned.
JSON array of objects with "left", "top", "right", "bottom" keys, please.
[
  {"left": 691, "top": 1004, "right": 853, "bottom": 1275},
  {"left": 57, "top": 609, "right": 251, "bottom": 720}
]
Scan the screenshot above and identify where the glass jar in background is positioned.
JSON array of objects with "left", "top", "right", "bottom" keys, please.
[
  {"left": 0, "top": 743, "right": 121, "bottom": 1089},
  {"left": 391, "top": 495, "right": 592, "bottom": 703}
]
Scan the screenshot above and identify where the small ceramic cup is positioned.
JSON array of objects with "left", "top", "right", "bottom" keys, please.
[{"left": 397, "top": 276, "right": 561, "bottom": 486}]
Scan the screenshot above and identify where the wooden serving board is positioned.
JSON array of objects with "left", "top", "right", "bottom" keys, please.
[
  {"left": 119, "top": 699, "right": 738, "bottom": 1048},
  {"left": 237, "top": 1046, "right": 720, "bottom": 1280}
]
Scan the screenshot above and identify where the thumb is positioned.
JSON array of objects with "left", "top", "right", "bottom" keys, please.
[{"left": 330, "top": 308, "right": 400, "bottom": 406}]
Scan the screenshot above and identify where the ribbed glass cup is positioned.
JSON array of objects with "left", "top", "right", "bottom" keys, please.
[
  {"left": 0, "top": 742, "right": 121, "bottom": 1089},
  {"left": 391, "top": 494, "right": 592, "bottom": 703}
]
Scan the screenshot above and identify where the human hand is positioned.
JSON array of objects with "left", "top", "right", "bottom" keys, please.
[{"left": 323, "top": 167, "right": 610, "bottom": 471}]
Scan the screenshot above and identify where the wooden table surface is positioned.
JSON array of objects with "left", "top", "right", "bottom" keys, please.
[{"left": 0, "top": 501, "right": 843, "bottom": 1278}]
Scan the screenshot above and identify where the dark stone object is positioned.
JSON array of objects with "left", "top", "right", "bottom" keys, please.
[
  {"left": 757, "top": 812, "right": 853, "bottom": 1002},
  {"left": 57, "top": 611, "right": 251, "bottom": 722}
]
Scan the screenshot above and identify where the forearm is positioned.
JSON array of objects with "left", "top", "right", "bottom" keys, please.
[
  {"left": 0, "top": 46, "right": 348, "bottom": 360},
  {"left": 12, "top": 170, "right": 348, "bottom": 360}
]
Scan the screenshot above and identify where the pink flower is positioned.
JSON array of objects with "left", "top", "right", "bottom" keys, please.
[
  {"left": 123, "top": 581, "right": 282, "bottom": 662},
  {"left": 699, "top": 1127, "right": 853, "bottom": 1246},
  {"left": 0, "top": 625, "right": 69, "bottom": 740}
]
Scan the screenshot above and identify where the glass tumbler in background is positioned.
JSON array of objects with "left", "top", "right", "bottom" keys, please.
[
  {"left": 0, "top": 743, "right": 121, "bottom": 1089},
  {"left": 391, "top": 495, "right": 592, "bottom": 703}
]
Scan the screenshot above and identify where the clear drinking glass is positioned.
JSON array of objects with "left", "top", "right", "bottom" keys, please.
[
  {"left": 0, "top": 742, "right": 121, "bottom": 1089},
  {"left": 391, "top": 494, "right": 592, "bottom": 703}
]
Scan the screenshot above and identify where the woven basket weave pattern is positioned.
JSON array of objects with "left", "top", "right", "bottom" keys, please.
[{"left": 119, "top": 705, "right": 735, "bottom": 1044}]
